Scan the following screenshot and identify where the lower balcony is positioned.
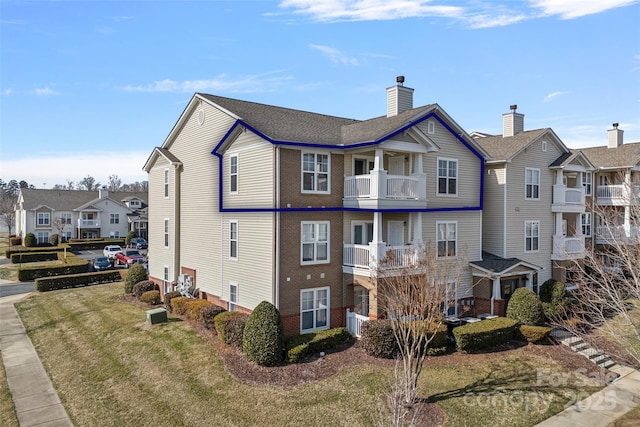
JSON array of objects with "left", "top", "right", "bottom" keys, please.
[
  {"left": 343, "top": 243, "right": 420, "bottom": 275},
  {"left": 595, "top": 225, "right": 640, "bottom": 245},
  {"left": 597, "top": 184, "right": 640, "bottom": 206},
  {"left": 78, "top": 219, "right": 100, "bottom": 227},
  {"left": 552, "top": 185, "right": 585, "bottom": 213},
  {"left": 551, "top": 235, "right": 585, "bottom": 260}
]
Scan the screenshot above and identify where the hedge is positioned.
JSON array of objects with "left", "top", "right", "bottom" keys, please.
[
  {"left": 184, "top": 299, "right": 213, "bottom": 321},
  {"left": 200, "top": 305, "right": 226, "bottom": 330},
  {"left": 285, "top": 327, "right": 351, "bottom": 363},
  {"left": 517, "top": 325, "right": 553, "bottom": 343},
  {"left": 6, "top": 246, "right": 66, "bottom": 259},
  {"left": 67, "top": 238, "right": 126, "bottom": 251},
  {"left": 10, "top": 251, "right": 59, "bottom": 264},
  {"left": 214, "top": 311, "right": 248, "bottom": 346},
  {"left": 35, "top": 271, "right": 123, "bottom": 292},
  {"left": 360, "top": 319, "right": 447, "bottom": 359},
  {"left": 18, "top": 252, "right": 88, "bottom": 282},
  {"left": 171, "top": 297, "right": 190, "bottom": 316},
  {"left": 453, "top": 317, "right": 518, "bottom": 352}
]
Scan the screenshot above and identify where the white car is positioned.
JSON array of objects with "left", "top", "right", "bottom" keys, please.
[{"left": 103, "top": 245, "right": 123, "bottom": 260}]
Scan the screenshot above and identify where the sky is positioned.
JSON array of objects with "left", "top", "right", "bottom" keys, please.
[{"left": 1, "top": 0, "right": 639, "bottom": 189}]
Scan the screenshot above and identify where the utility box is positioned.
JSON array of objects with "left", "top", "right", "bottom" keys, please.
[{"left": 146, "top": 308, "right": 167, "bottom": 324}]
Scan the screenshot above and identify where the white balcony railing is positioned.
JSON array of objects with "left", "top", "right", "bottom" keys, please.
[
  {"left": 343, "top": 243, "right": 419, "bottom": 270},
  {"left": 596, "top": 225, "right": 640, "bottom": 244},
  {"left": 552, "top": 185, "right": 585, "bottom": 211},
  {"left": 344, "top": 172, "right": 426, "bottom": 201},
  {"left": 78, "top": 219, "right": 100, "bottom": 227},
  {"left": 597, "top": 184, "right": 640, "bottom": 205},
  {"left": 552, "top": 235, "right": 585, "bottom": 260}
]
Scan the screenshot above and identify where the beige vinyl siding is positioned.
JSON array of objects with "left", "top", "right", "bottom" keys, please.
[
  {"left": 224, "top": 132, "right": 275, "bottom": 209},
  {"left": 147, "top": 157, "right": 175, "bottom": 283},
  {"left": 482, "top": 166, "right": 506, "bottom": 257},
  {"left": 220, "top": 212, "right": 275, "bottom": 308}
]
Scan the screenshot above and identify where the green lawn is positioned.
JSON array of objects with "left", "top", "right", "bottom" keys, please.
[{"left": 12, "top": 283, "right": 603, "bottom": 427}]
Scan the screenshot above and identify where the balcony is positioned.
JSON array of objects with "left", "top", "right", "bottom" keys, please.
[
  {"left": 78, "top": 219, "right": 100, "bottom": 228},
  {"left": 596, "top": 225, "right": 640, "bottom": 245},
  {"left": 552, "top": 185, "right": 585, "bottom": 213},
  {"left": 344, "top": 171, "right": 427, "bottom": 209},
  {"left": 343, "top": 243, "right": 419, "bottom": 275},
  {"left": 597, "top": 184, "right": 640, "bottom": 206},
  {"left": 551, "top": 235, "right": 585, "bottom": 260}
]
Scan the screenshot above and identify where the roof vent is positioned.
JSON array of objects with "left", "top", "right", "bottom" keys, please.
[{"left": 386, "top": 76, "right": 413, "bottom": 117}]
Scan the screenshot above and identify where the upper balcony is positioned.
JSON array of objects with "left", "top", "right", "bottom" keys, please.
[
  {"left": 343, "top": 243, "right": 418, "bottom": 276},
  {"left": 552, "top": 185, "right": 585, "bottom": 213},
  {"left": 551, "top": 235, "right": 585, "bottom": 261},
  {"left": 344, "top": 170, "right": 427, "bottom": 209},
  {"left": 597, "top": 184, "right": 640, "bottom": 206},
  {"left": 595, "top": 225, "right": 639, "bottom": 245},
  {"left": 78, "top": 219, "right": 100, "bottom": 228}
]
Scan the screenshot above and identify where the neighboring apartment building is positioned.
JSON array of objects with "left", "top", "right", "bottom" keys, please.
[
  {"left": 472, "top": 106, "right": 595, "bottom": 314},
  {"left": 578, "top": 125, "right": 640, "bottom": 258},
  {"left": 143, "top": 77, "right": 490, "bottom": 336},
  {"left": 15, "top": 188, "right": 148, "bottom": 243}
]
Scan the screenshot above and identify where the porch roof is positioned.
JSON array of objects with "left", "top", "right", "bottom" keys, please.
[{"left": 470, "top": 251, "right": 542, "bottom": 277}]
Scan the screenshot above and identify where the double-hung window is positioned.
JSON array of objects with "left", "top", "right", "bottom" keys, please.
[
  {"left": 61, "top": 213, "right": 72, "bottom": 225},
  {"left": 525, "top": 221, "right": 540, "bottom": 252},
  {"left": 525, "top": 168, "right": 540, "bottom": 199},
  {"left": 436, "top": 221, "right": 457, "bottom": 257},
  {"left": 229, "top": 282, "right": 238, "bottom": 312},
  {"left": 301, "top": 287, "right": 329, "bottom": 332},
  {"left": 581, "top": 172, "right": 592, "bottom": 196},
  {"left": 229, "top": 221, "right": 238, "bottom": 259},
  {"left": 301, "top": 221, "right": 329, "bottom": 264},
  {"left": 36, "top": 231, "right": 49, "bottom": 244},
  {"left": 581, "top": 213, "right": 591, "bottom": 237},
  {"left": 110, "top": 213, "right": 119, "bottom": 224},
  {"left": 164, "top": 219, "right": 169, "bottom": 247},
  {"left": 302, "top": 152, "right": 329, "bottom": 193},
  {"left": 437, "top": 158, "right": 457, "bottom": 195},
  {"left": 230, "top": 155, "right": 238, "bottom": 193},
  {"left": 164, "top": 169, "right": 169, "bottom": 198},
  {"left": 37, "top": 212, "right": 50, "bottom": 226}
]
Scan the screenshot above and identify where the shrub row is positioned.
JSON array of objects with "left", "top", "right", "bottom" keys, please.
[
  {"left": 453, "top": 317, "right": 518, "bottom": 352},
  {"left": 285, "top": 327, "right": 350, "bottom": 363},
  {"left": 200, "top": 305, "right": 226, "bottom": 329},
  {"left": 6, "top": 246, "right": 66, "bottom": 259},
  {"left": 360, "top": 320, "right": 447, "bottom": 359},
  {"left": 10, "top": 251, "right": 59, "bottom": 264},
  {"left": 163, "top": 291, "right": 182, "bottom": 312},
  {"left": 67, "top": 239, "right": 125, "bottom": 251},
  {"left": 18, "top": 252, "right": 88, "bottom": 282},
  {"left": 35, "top": 270, "right": 123, "bottom": 292},
  {"left": 10, "top": 237, "right": 22, "bottom": 246}
]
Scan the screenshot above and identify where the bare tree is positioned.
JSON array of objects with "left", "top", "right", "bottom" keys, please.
[
  {"left": 107, "top": 174, "right": 122, "bottom": 192},
  {"left": 77, "top": 175, "right": 100, "bottom": 191},
  {"left": 375, "top": 243, "right": 467, "bottom": 409},
  {"left": 0, "top": 179, "right": 32, "bottom": 234},
  {"left": 52, "top": 216, "right": 69, "bottom": 244},
  {"left": 556, "top": 176, "right": 640, "bottom": 367}
]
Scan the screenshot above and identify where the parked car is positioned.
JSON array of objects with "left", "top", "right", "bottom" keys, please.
[
  {"left": 130, "top": 237, "right": 148, "bottom": 249},
  {"left": 92, "top": 256, "right": 112, "bottom": 271},
  {"left": 115, "top": 249, "right": 145, "bottom": 268},
  {"left": 103, "top": 245, "right": 123, "bottom": 260}
]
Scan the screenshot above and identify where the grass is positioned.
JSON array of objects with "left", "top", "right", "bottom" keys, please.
[
  {"left": 13, "top": 283, "right": 605, "bottom": 427},
  {"left": 0, "top": 358, "right": 18, "bottom": 427}
]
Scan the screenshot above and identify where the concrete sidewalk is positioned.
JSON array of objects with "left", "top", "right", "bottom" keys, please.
[
  {"left": 0, "top": 291, "right": 73, "bottom": 426},
  {"left": 535, "top": 364, "right": 640, "bottom": 427}
]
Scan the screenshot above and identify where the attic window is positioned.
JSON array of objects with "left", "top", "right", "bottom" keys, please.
[
  {"left": 198, "top": 109, "right": 205, "bottom": 125},
  {"left": 427, "top": 120, "right": 435, "bottom": 135},
  {"left": 542, "top": 141, "right": 547, "bottom": 152}
]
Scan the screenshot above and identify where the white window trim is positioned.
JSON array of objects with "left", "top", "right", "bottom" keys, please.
[
  {"left": 542, "top": 141, "right": 547, "bottom": 152},
  {"left": 436, "top": 157, "right": 458, "bottom": 197},
  {"left": 353, "top": 156, "right": 375, "bottom": 176},
  {"left": 229, "top": 220, "right": 238, "bottom": 260},
  {"left": 300, "top": 287, "right": 330, "bottom": 333},
  {"left": 351, "top": 220, "right": 374, "bottom": 245},
  {"left": 436, "top": 221, "right": 457, "bottom": 258},
  {"left": 37, "top": 212, "right": 51, "bottom": 226},
  {"left": 229, "top": 282, "right": 238, "bottom": 312},
  {"left": 164, "top": 218, "right": 169, "bottom": 248},
  {"left": 581, "top": 213, "right": 592, "bottom": 237},
  {"left": 110, "top": 213, "right": 120, "bottom": 224},
  {"left": 525, "top": 168, "right": 541, "bottom": 200},
  {"left": 61, "top": 213, "right": 72, "bottom": 225},
  {"left": 301, "top": 151, "right": 330, "bottom": 194},
  {"left": 230, "top": 154, "right": 238, "bottom": 194},
  {"left": 163, "top": 266, "right": 170, "bottom": 294},
  {"left": 427, "top": 120, "right": 435, "bottom": 135},
  {"left": 164, "top": 168, "right": 170, "bottom": 199},
  {"left": 36, "top": 231, "right": 49, "bottom": 244},
  {"left": 301, "top": 221, "right": 330, "bottom": 265},
  {"left": 582, "top": 172, "right": 593, "bottom": 196},
  {"left": 525, "top": 220, "right": 540, "bottom": 253}
]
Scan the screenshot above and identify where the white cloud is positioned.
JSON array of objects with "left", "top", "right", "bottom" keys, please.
[
  {"left": 120, "top": 71, "right": 294, "bottom": 93},
  {"left": 33, "top": 86, "right": 61, "bottom": 96},
  {"left": 309, "top": 44, "right": 360, "bottom": 65},
  {"left": 528, "top": 0, "right": 638, "bottom": 19},
  {"left": 544, "top": 91, "right": 566, "bottom": 102}
]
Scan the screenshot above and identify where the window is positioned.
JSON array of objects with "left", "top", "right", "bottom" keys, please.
[
  {"left": 230, "top": 155, "right": 238, "bottom": 193},
  {"left": 36, "top": 231, "right": 49, "bottom": 244},
  {"left": 164, "top": 219, "right": 169, "bottom": 247},
  {"left": 542, "top": 141, "right": 547, "bottom": 152},
  {"left": 109, "top": 231, "right": 120, "bottom": 238},
  {"left": 352, "top": 221, "right": 373, "bottom": 245},
  {"left": 301, "top": 287, "right": 329, "bottom": 332},
  {"left": 60, "top": 213, "right": 72, "bottom": 225},
  {"left": 581, "top": 172, "right": 592, "bottom": 196},
  {"left": 437, "top": 222, "right": 457, "bottom": 257},
  {"left": 61, "top": 231, "right": 72, "bottom": 242},
  {"left": 229, "top": 221, "right": 238, "bottom": 259},
  {"left": 301, "top": 222, "right": 329, "bottom": 264},
  {"left": 302, "top": 152, "right": 329, "bottom": 193},
  {"left": 427, "top": 120, "right": 435, "bottom": 134},
  {"left": 437, "top": 158, "right": 457, "bottom": 195},
  {"left": 525, "top": 168, "right": 540, "bottom": 200},
  {"left": 229, "top": 282, "right": 238, "bottom": 312},
  {"left": 163, "top": 266, "right": 170, "bottom": 293},
  {"left": 164, "top": 169, "right": 169, "bottom": 198},
  {"left": 37, "top": 212, "right": 50, "bottom": 226},
  {"left": 110, "top": 213, "right": 120, "bottom": 224},
  {"left": 581, "top": 213, "right": 592, "bottom": 237},
  {"left": 525, "top": 221, "right": 540, "bottom": 252}
]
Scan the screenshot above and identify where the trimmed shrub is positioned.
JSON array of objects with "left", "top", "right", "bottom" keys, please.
[
  {"left": 140, "top": 290, "right": 161, "bottom": 305},
  {"left": 18, "top": 252, "right": 88, "bottom": 281},
  {"left": 286, "top": 328, "right": 351, "bottom": 363},
  {"left": 540, "top": 279, "right": 570, "bottom": 318},
  {"left": 506, "top": 288, "right": 545, "bottom": 326},
  {"left": 243, "top": 301, "right": 285, "bottom": 366},
  {"left": 517, "top": 325, "right": 553, "bottom": 343},
  {"left": 200, "top": 305, "right": 226, "bottom": 330},
  {"left": 184, "top": 299, "right": 213, "bottom": 321},
  {"left": 126, "top": 231, "right": 136, "bottom": 246},
  {"left": 163, "top": 291, "right": 182, "bottom": 312},
  {"left": 133, "top": 280, "right": 158, "bottom": 299},
  {"left": 35, "top": 270, "right": 122, "bottom": 292},
  {"left": 214, "top": 311, "right": 248, "bottom": 347},
  {"left": 453, "top": 317, "right": 518, "bottom": 352},
  {"left": 49, "top": 234, "right": 59, "bottom": 246},
  {"left": 171, "top": 297, "right": 190, "bottom": 316},
  {"left": 24, "top": 233, "right": 36, "bottom": 247},
  {"left": 123, "top": 263, "right": 148, "bottom": 294},
  {"left": 10, "top": 251, "right": 58, "bottom": 264},
  {"left": 10, "top": 237, "right": 21, "bottom": 246},
  {"left": 360, "top": 320, "right": 398, "bottom": 359}
]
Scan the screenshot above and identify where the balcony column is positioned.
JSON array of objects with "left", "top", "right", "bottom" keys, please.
[
  {"left": 411, "top": 212, "right": 423, "bottom": 244},
  {"left": 525, "top": 272, "right": 533, "bottom": 292},
  {"left": 555, "top": 170, "right": 564, "bottom": 186},
  {"left": 369, "top": 212, "right": 386, "bottom": 271},
  {"left": 491, "top": 277, "right": 501, "bottom": 315},
  {"left": 371, "top": 149, "right": 387, "bottom": 199}
]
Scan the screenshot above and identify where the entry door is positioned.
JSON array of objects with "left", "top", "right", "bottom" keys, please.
[
  {"left": 388, "top": 156, "right": 404, "bottom": 176},
  {"left": 387, "top": 221, "right": 404, "bottom": 246}
]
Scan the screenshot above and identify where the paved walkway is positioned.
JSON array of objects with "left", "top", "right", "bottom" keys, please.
[{"left": 0, "top": 288, "right": 73, "bottom": 426}]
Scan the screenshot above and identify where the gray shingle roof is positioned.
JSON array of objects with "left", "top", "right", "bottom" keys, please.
[
  {"left": 470, "top": 251, "right": 542, "bottom": 275},
  {"left": 19, "top": 189, "right": 147, "bottom": 211},
  {"left": 577, "top": 141, "right": 640, "bottom": 169},
  {"left": 473, "top": 129, "right": 549, "bottom": 161}
]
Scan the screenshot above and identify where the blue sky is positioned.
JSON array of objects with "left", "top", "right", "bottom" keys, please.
[{"left": 1, "top": 0, "right": 639, "bottom": 188}]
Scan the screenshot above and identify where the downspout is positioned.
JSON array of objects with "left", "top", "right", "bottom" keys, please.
[
  {"left": 275, "top": 146, "right": 281, "bottom": 309},
  {"left": 174, "top": 164, "right": 181, "bottom": 284},
  {"left": 503, "top": 164, "right": 508, "bottom": 258}
]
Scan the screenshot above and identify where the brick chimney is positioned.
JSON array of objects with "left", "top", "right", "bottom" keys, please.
[
  {"left": 386, "top": 76, "right": 414, "bottom": 117},
  {"left": 608, "top": 123, "right": 623, "bottom": 148},
  {"left": 502, "top": 104, "right": 524, "bottom": 137}
]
